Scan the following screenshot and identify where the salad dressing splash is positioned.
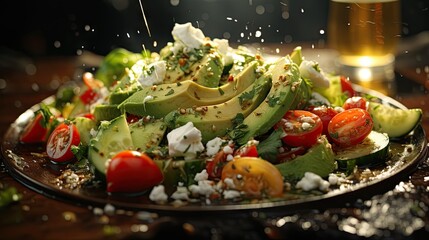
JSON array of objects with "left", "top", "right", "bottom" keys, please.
[{"left": 139, "top": 0, "right": 152, "bottom": 38}]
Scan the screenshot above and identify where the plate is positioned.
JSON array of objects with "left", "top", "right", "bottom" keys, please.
[{"left": 1, "top": 86, "right": 427, "bottom": 214}]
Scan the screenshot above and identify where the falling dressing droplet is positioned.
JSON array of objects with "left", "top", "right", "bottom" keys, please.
[{"left": 139, "top": 0, "right": 151, "bottom": 37}]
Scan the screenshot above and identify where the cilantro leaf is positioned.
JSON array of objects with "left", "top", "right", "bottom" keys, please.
[{"left": 257, "top": 129, "right": 283, "bottom": 163}]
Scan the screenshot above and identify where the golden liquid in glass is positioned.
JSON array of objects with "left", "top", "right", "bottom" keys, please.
[{"left": 328, "top": 0, "right": 401, "bottom": 67}]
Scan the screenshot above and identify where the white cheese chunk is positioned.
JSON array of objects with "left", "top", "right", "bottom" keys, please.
[
  {"left": 194, "top": 169, "right": 209, "bottom": 182},
  {"left": 296, "top": 172, "right": 330, "bottom": 192},
  {"left": 171, "top": 185, "right": 190, "bottom": 201},
  {"left": 299, "top": 60, "right": 330, "bottom": 88},
  {"left": 167, "top": 122, "right": 205, "bottom": 160},
  {"left": 213, "top": 38, "right": 233, "bottom": 66},
  {"left": 188, "top": 180, "right": 216, "bottom": 197},
  {"left": 149, "top": 185, "right": 168, "bottom": 202},
  {"left": 223, "top": 190, "right": 241, "bottom": 199},
  {"left": 206, "top": 137, "right": 225, "bottom": 157},
  {"left": 172, "top": 22, "right": 205, "bottom": 50},
  {"left": 132, "top": 60, "right": 166, "bottom": 86}
]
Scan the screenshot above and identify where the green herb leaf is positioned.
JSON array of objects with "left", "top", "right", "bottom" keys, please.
[
  {"left": 35, "top": 103, "right": 54, "bottom": 128},
  {"left": 267, "top": 95, "right": 280, "bottom": 107},
  {"left": 257, "top": 129, "right": 283, "bottom": 163},
  {"left": 227, "top": 113, "right": 248, "bottom": 141}
]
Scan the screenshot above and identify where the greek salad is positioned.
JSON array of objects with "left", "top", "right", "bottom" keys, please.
[{"left": 19, "top": 23, "right": 423, "bottom": 204}]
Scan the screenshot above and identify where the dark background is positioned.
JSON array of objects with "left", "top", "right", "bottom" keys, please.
[{"left": 0, "top": 0, "right": 428, "bottom": 58}]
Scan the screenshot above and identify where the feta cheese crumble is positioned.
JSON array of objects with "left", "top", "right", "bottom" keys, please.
[
  {"left": 167, "top": 122, "right": 205, "bottom": 160},
  {"left": 223, "top": 190, "right": 241, "bottom": 199},
  {"left": 149, "top": 185, "right": 168, "bottom": 202},
  {"left": 132, "top": 60, "right": 166, "bottom": 86},
  {"left": 194, "top": 169, "right": 209, "bottom": 182},
  {"left": 188, "top": 180, "right": 216, "bottom": 197},
  {"left": 296, "top": 172, "right": 330, "bottom": 192},
  {"left": 171, "top": 185, "right": 190, "bottom": 201},
  {"left": 328, "top": 173, "right": 346, "bottom": 185},
  {"left": 299, "top": 60, "right": 330, "bottom": 88},
  {"left": 206, "top": 137, "right": 225, "bottom": 157},
  {"left": 172, "top": 23, "right": 205, "bottom": 50},
  {"left": 213, "top": 38, "right": 234, "bottom": 66}
]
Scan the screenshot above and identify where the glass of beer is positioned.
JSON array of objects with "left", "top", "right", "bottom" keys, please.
[{"left": 328, "top": 0, "right": 401, "bottom": 82}]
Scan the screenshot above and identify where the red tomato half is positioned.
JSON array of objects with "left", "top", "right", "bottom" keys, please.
[
  {"left": 46, "top": 122, "right": 80, "bottom": 163},
  {"left": 275, "top": 110, "right": 323, "bottom": 148},
  {"left": 234, "top": 144, "right": 259, "bottom": 158},
  {"left": 340, "top": 76, "right": 356, "bottom": 97},
  {"left": 327, "top": 108, "right": 373, "bottom": 146},
  {"left": 308, "top": 105, "right": 338, "bottom": 136},
  {"left": 206, "top": 150, "right": 228, "bottom": 179},
  {"left": 126, "top": 113, "right": 141, "bottom": 124},
  {"left": 82, "top": 72, "right": 103, "bottom": 89},
  {"left": 106, "top": 150, "right": 164, "bottom": 193},
  {"left": 79, "top": 88, "right": 98, "bottom": 104},
  {"left": 79, "top": 72, "right": 104, "bottom": 104},
  {"left": 20, "top": 113, "right": 49, "bottom": 143},
  {"left": 343, "top": 96, "right": 367, "bottom": 110}
]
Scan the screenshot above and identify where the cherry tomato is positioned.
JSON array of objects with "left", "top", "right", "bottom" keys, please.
[
  {"left": 106, "top": 150, "right": 164, "bottom": 193},
  {"left": 46, "top": 122, "right": 80, "bottom": 163},
  {"left": 126, "top": 113, "right": 141, "bottom": 124},
  {"left": 307, "top": 105, "right": 338, "bottom": 136},
  {"left": 79, "top": 88, "right": 98, "bottom": 104},
  {"left": 343, "top": 96, "right": 367, "bottom": 110},
  {"left": 275, "top": 110, "right": 323, "bottom": 148},
  {"left": 206, "top": 150, "right": 228, "bottom": 179},
  {"left": 340, "top": 76, "right": 355, "bottom": 97},
  {"left": 82, "top": 72, "right": 103, "bottom": 89},
  {"left": 234, "top": 143, "right": 259, "bottom": 158},
  {"left": 20, "top": 113, "right": 49, "bottom": 143},
  {"left": 327, "top": 108, "right": 373, "bottom": 146},
  {"left": 77, "top": 113, "right": 95, "bottom": 120},
  {"left": 79, "top": 72, "right": 104, "bottom": 104},
  {"left": 221, "top": 157, "right": 284, "bottom": 197}
]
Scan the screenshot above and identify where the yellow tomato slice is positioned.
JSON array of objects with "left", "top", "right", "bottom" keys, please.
[{"left": 221, "top": 157, "right": 284, "bottom": 197}]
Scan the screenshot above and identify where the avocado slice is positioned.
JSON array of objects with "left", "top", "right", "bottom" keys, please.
[
  {"left": 163, "top": 45, "right": 224, "bottom": 87},
  {"left": 190, "top": 50, "right": 224, "bottom": 87},
  {"left": 225, "top": 46, "right": 259, "bottom": 77},
  {"left": 233, "top": 55, "right": 312, "bottom": 145},
  {"left": 164, "top": 68, "right": 272, "bottom": 143},
  {"left": 118, "top": 61, "right": 261, "bottom": 118},
  {"left": 276, "top": 136, "right": 336, "bottom": 180},
  {"left": 129, "top": 119, "right": 167, "bottom": 152},
  {"left": 108, "top": 68, "right": 143, "bottom": 105},
  {"left": 290, "top": 46, "right": 303, "bottom": 66},
  {"left": 93, "top": 104, "right": 122, "bottom": 122}
]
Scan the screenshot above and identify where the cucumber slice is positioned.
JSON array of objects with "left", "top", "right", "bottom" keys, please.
[
  {"left": 335, "top": 131, "right": 390, "bottom": 172},
  {"left": 368, "top": 102, "right": 422, "bottom": 138},
  {"left": 74, "top": 116, "right": 96, "bottom": 145},
  {"left": 88, "top": 114, "right": 133, "bottom": 175}
]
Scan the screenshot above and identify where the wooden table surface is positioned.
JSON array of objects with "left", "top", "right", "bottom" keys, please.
[{"left": 0, "top": 47, "right": 428, "bottom": 239}]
